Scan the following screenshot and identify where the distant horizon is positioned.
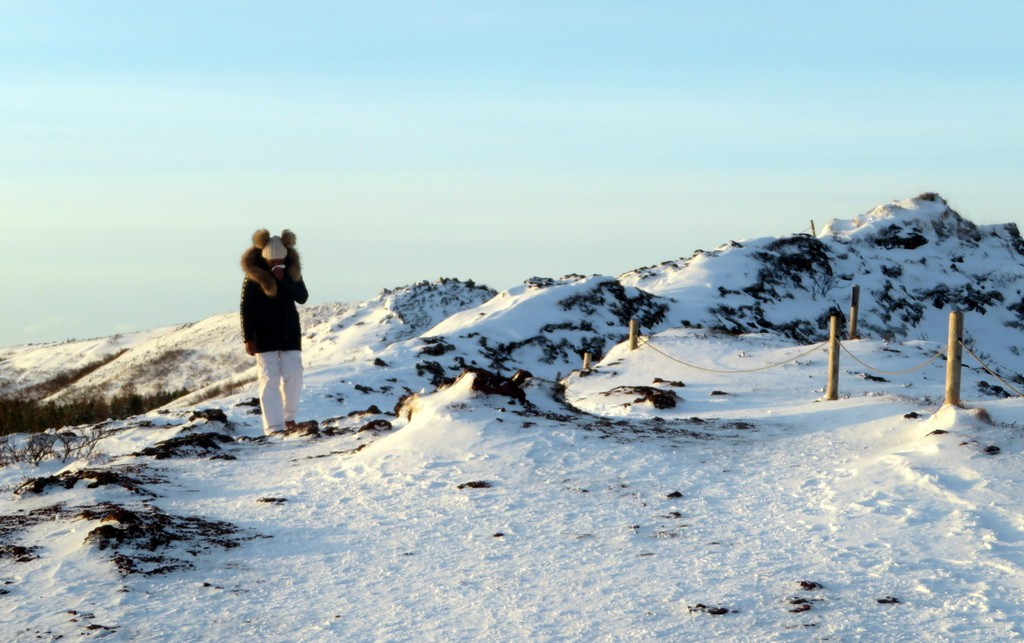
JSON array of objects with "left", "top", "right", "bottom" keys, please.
[
  {"left": 4, "top": 1, "right": 1021, "bottom": 347},
  {"left": 0, "top": 189, "right": 1008, "bottom": 349}
]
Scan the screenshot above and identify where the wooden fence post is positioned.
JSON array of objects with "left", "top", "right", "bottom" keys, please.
[
  {"left": 582, "top": 352, "right": 592, "bottom": 371},
  {"left": 945, "top": 311, "right": 964, "bottom": 407},
  {"left": 826, "top": 315, "right": 840, "bottom": 400},
  {"left": 849, "top": 285, "right": 860, "bottom": 340},
  {"left": 810, "top": 220, "right": 817, "bottom": 237},
  {"left": 628, "top": 319, "right": 639, "bottom": 351}
]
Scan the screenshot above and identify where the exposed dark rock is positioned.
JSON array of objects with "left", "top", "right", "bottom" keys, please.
[
  {"left": 358, "top": 419, "right": 393, "bottom": 433},
  {"left": 419, "top": 337, "right": 455, "bottom": 356},
  {"left": 373, "top": 358, "right": 389, "bottom": 367},
  {"left": 0, "top": 544, "right": 39, "bottom": 563},
  {"left": 873, "top": 224, "right": 929, "bottom": 250},
  {"left": 653, "top": 378, "right": 685, "bottom": 387},
  {"left": 978, "top": 381, "right": 1012, "bottom": 398},
  {"left": 80, "top": 502, "right": 249, "bottom": 575},
  {"left": 984, "top": 445, "right": 1001, "bottom": 455},
  {"left": 688, "top": 603, "right": 731, "bottom": 615},
  {"left": 876, "top": 596, "right": 901, "bottom": 604},
  {"left": 234, "top": 398, "right": 260, "bottom": 408},
  {"left": 457, "top": 481, "right": 493, "bottom": 489},
  {"left": 281, "top": 420, "right": 320, "bottom": 437},
  {"left": 16, "top": 465, "right": 162, "bottom": 496},
  {"left": 134, "top": 432, "right": 234, "bottom": 459},
  {"left": 666, "top": 491, "right": 683, "bottom": 499},
  {"left": 415, "top": 361, "right": 451, "bottom": 388},
  {"left": 189, "top": 409, "right": 229, "bottom": 425},
  {"left": 798, "top": 581, "right": 823, "bottom": 590},
  {"left": 602, "top": 386, "right": 679, "bottom": 409},
  {"left": 459, "top": 368, "right": 527, "bottom": 403},
  {"left": 510, "top": 369, "right": 534, "bottom": 385},
  {"left": 904, "top": 412, "right": 921, "bottom": 419},
  {"left": 257, "top": 497, "right": 287, "bottom": 504},
  {"left": 347, "top": 405, "right": 383, "bottom": 417}
]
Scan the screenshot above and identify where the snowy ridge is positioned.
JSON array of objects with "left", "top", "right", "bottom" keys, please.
[{"left": 619, "top": 193, "right": 1024, "bottom": 383}]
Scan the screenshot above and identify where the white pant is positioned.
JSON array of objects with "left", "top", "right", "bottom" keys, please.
[{"left": 256, "top": 350, "right": 303, "bottom": 435}]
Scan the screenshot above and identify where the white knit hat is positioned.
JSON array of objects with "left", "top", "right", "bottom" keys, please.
[{"left": 262, "top": 236, "right": 288, "bottom": 261}]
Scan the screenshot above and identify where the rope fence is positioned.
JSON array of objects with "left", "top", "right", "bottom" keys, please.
[
  {"left": 567, "top": 306, "right": 1024, "bottom": 408},
  {"left": 838, "top": 342, "right": 947, "bottom": 376},
  {"left": 638, "top": 336, "right": 828, "bottom": 374},
  {"left": 959, "top": 340, "right": 1024, "bottom": 398}
]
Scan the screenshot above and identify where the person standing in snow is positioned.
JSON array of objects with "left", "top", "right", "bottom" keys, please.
[{"left": 241, "top": 229, "right": 309, "bottom": 435}]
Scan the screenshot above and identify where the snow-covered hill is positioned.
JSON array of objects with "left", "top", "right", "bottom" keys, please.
[
  {"left": 3, "top": 194, "right": 1024, "bottom": 639},
  {"left": 622, "top": 193, "right": 1024, "bottom": 350}
]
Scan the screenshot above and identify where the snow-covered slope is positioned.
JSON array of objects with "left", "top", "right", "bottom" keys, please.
[
  {"left": 3, "top": 194, "right": 1024, "bottom": 638},
  {"left": 621, "top": 194, "right": 1024, "bottom": 369},
  {"left": 3, "top": 331, "right": 1024, "bottom": 639},
  {"left": 1, "top": 279, "right": 497, "bottom": 403}
]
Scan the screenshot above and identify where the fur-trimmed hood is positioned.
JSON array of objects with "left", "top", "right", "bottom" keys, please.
[{"left": 242, "top": 229, "right": 302, "bottom": 297}]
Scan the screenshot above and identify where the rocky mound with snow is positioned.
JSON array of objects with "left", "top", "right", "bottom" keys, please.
[{"left": 622, "top": 194, "right": 1024, "bottom": 356}]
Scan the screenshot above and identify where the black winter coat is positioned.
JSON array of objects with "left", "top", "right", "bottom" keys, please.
[{"left": 240, "top": 258, "right": 309, "bottom": 354}]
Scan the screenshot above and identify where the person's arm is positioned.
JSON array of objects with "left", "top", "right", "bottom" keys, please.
[
  {"left": 240, "top": 279, "right": 257, "bottom": 355},
  {"left": 280, "top": 275, "right": 309, "bottom": 305}
]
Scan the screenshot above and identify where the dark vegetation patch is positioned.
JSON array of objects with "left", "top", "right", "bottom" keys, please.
[
  {"left": 601, "top": 386, "right": 679, "bottom": 409},
  {"left": 459, "top": 368, "right": 527, "bottom": 403},
  {"left": 0, "top": 387, "right": 190, "bottom": 437},
  {"left": 688, "top": 603, "right": 732, "bottom": 615},
  {"left": 281, "top": 420, "right": 320, "bottom": 437},
  {"left": 16, "top": 464, "right": 163, "bottom": 496},
  {"left": 457, "top": 481, "right": 492, "bottom": 489},
  {"left": 78, "top": 502, "right": 251, "bottom": 575},
  {"left": 347, "top": 405, "right": 383, "bottom": 417},
  {"left": 353, "top": 384, "right": 377, "bottom": 394},
  {"left": 416, "top": 361, "right": 451, "bottom": 388},
  {"left": 510, "top": 369, "right": 534, "bottom": 385},
  {"left": 873, "top": 224, "right": 929, "bottom": 250},
  {"left": 134, "top": 432, "right": 234, "bottom": 459},
  {"left": 358, "top": 419, "right": 393, "bottom": 433},
  {"left": 188, "top": 409, "right": 229, "bottom": 425},
  {"left": 0, "top": 544, "right": 39, "bottom": 563},
  {"left": 978, "top": 381, "right": 1012, "bottom": 398},
  {"left": 257, "top": 497, "right": 287, "bottom": 504},
  {"left": 652, "top": 378, "right": 685, "bottom": 387},
  {"left": 3, "top": 350, "right": 128, "bottom": 401},
  {"left": 419, "top": 337, "right": 455, "bottom": 356}
]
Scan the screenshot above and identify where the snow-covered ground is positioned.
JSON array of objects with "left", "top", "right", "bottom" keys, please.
[
  {"left": 3, "top": 329, "right": 1023, "bottom": 640},
  {"left": 2, "top": 194, "right": 1024, "bottom": 640}
]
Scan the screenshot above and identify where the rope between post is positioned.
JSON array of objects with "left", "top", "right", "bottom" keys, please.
[
  {"left": 958, "top": 340, "right": 1024, "bottom": 398},
  {"left": 637, "top": 337, "right": 828, "bottom": 373},
  {"left": 837, "top": 342, "right": 947, "bottom": 376}
]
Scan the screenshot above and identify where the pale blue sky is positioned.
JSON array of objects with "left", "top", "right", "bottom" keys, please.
[{"left": 2, "top": 1, "right": 1021, "bottom": 346}]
